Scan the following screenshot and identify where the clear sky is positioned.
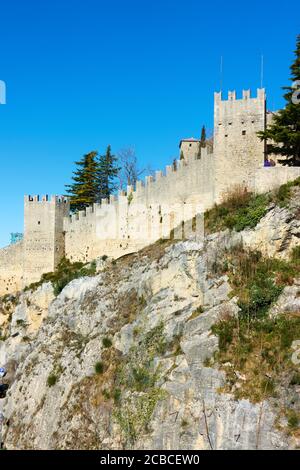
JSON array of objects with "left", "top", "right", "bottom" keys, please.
[{"left": 0, "top": 0, "right": 298, "bottom": 247}]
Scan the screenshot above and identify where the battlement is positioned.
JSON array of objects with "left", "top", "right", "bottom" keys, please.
[
  {"left": 25, "top": 195, "right": 69, "bottom": 204},
  {"left": 5, "top": 86, "right": 297, "bottom": 297},
  {"left": 214, "top": 88, "right": 266, "bottom": 103},
  {"left": 64, "top": 147, "right": 214, "bottom": 229},
  {"left": 19, "top": 87, "right": 268, "bottom": 280},
  {"left": 63, "top": 146, "right": 215, "bottom": 257}
]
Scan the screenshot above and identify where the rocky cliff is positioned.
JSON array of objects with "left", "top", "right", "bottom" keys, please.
[{"left": 0, "top": 182, "right": 300, "bottom": 450}]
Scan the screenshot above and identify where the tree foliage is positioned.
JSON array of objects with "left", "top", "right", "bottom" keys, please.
[
  {"left": 258, "top": 34, "right": 300, "bottom": 166},
  {"left": 200, "top": 125, "right": 206, "bottom": 148},
  {"left": 98, "top": 145, "right": 120, "bottom": 200},
  {"left": 65, "top": 151, "right": 99, "bottom": 211},
  {"left": 65, "top": 146, "right": 119, "bottom": 211}
]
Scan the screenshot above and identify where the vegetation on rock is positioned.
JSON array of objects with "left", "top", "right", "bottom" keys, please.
[
  {"left": 25, "top": 257, "right": 97, "bottom": 296},
  {"left": 205, "top": 177, "right": 300, "bottom": 234},
  {"left": 211, "top": 245, "right": 300, "bottom": 424}
]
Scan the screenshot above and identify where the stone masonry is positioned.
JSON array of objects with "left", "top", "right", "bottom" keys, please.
[{"left": 1, "top": 88, "right": 300, "bottom": 296}]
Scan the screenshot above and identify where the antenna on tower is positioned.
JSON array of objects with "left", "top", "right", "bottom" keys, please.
[
  {"left": 220, "top": 56, "right": 223, "bottom": 92},
  {"left": 260, "top": 54, "right": 264, "bottom": 89}
]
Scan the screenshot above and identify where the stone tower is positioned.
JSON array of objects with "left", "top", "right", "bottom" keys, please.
[
  {"left": 179, "top": 138, "right": 200, "bottom": 161},
  {"left": 23, "top": 195, "right": 70, "bottom": 286},
  {"left": 214, "top": 88, "right": 266, "bottom": 201}
]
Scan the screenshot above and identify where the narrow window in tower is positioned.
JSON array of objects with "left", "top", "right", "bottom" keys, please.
[
  {"left": 229, "top": 122, "right": 232, "bottom": 125},
  {"left": 225, "top": 134, "right": 228, "bottom": 137},
  {"left": 38, "top": 221, "right": 41, "bottom": 225},
  {"left": 242, "top": 130, "right": 246, "bottom": 135}
]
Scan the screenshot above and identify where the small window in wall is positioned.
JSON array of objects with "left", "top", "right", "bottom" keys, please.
[
  {"left": 251, "top": 120, "right": 255, "bottom": 123},
  {"left": 38, "top": 221, "right": 41, "bottom": 225},
  {"left": 229, "top": 122, "right": 232, "bottom": 125},
  {"left": 189, "top": 143, "right": 192, "bottom": 147},
  {"left": 225, "top": 134, "right": 228, "bottom": 138},
  {"left": 242, "top": 130, "right": 246, "bottom": 135}
]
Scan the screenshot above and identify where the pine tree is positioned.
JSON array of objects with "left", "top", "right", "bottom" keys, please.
[
  {"left": 65, "top": 151, "right": 99, "bottom": 211},
  {"left": 200, "top": 125, "right": 206, "bottom": 148},
  {"left": 197, "top": 125, "right": 207, "bottom": 158},
  {"left": 97, "top": 145, "right": 120, "bottom": 200},
  {"left": 258, "top": 34, "right": 300, "bottom": 166}
]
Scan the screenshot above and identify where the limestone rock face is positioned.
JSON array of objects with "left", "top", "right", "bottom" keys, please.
[
  {"left": 0, "top": 201, "right": 299, "bottom": 450},
  {"left": 242, "top": 201, "right": 300, "bottom": 258}
]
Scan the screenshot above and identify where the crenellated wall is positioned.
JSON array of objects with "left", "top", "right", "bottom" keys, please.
[
  {"left": 64, "top": 150, "right": 212, "bottom": 263},
  {"left": 1, "top": 87, "right": 300, "bottom": 295},
  {"left": 134, "top": 148, "right": 215, "bottom": 207}
]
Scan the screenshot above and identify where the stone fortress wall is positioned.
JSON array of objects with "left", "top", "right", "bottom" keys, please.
[
  {"left": 23, "top": 195, "right": 69, "bottom": 285},
  {"left": 64, "top": 148, "right": 214, "bottom": 263},
  {"left": 1, "top": 88, "right": 300, "bottom": 296},
  {"left": 0, "top": 242, "right": 23, "bottom": 296}
]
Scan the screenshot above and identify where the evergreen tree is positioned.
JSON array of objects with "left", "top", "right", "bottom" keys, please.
[
  {"left": 65, "top": 151, "right": 99, "bottom": 211},
  {"left": 197, "top": 125, "right": 207, "bottom": 158},
  {"left": 258, "top": 34, "right": 300, "bottom": 166},
  {"left": 97, "top": 145, "right": 120, "bottom": 200},
  {"left": 200, "top": 125, "right": 206, "bottom": 148}
]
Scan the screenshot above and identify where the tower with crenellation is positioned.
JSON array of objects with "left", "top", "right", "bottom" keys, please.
[
  {"left": 1, "top": 87, "right": 300, "bottom": 297},
  {"left": 23, "top": 195, "right": 70, "bottom": 286},
  {"left": 214, "top": 88, "right": 266, "bottom": 201}
]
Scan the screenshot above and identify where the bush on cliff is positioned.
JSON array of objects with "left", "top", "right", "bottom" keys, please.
[
  {"left": 211, "top": 245, "right": 300, "bottom": 405},
  {"left": 25, "top": 257, "right": 97, "bottom": 296},
  {"left": 205, "top": 177, "right": 300, "bottom": 234}
]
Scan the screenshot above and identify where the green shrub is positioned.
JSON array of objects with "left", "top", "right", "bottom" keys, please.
[
  {"left": 47, "top": 374, "right": 57, "bottom": 387},
  {"left": 131, "top": 366, "right": 155, "bottom": 392},
  {"left": 288, "top": 410, "right": 299, "bottom": 429},
  {"left": 291, "top": 246, "right": 300, "bottom": 263},
  {"left": 212, "top": 318, "right": 236, "bottom": 352},
  {"left": 113, "top": 388, "right": 122, "bottom": 403},
  {"left": 210, "top": 246, "right": 300, "bottom": 402},
  {"left": 239, "top": 274, "right": 283, "bottom": 319},
  {"left": 205, "top": 177, "right": 300, "bottom": 235},
  {"left": 274, "top": 177, "right": 300, "bottom": 207},
  {"left": 25, "top": 257, "right": 97, "bottom": 296},
  {"left": 94, "top": 361, "right": 104, "bottom": 374},
  {"left": 102, "top": 337, "right": 112, "bottom": 348},
  {"left": 205, "top": 190, "right": 269, "bottom": 234}
]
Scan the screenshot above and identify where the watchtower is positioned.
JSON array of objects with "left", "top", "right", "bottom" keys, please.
[
  {"left": 214, "top": 88, "right": 266, "bottom": 201},
  {"left": 23, "top": 195, "right": 70, "bottom": 286},
  {"left": 179, "top": 138, "right": 200, "bottom": 161}
]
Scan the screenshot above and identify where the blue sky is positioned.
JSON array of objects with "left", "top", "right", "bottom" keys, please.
[{"left": 0, "top": 0, "right": 298, "bottom": 247}]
